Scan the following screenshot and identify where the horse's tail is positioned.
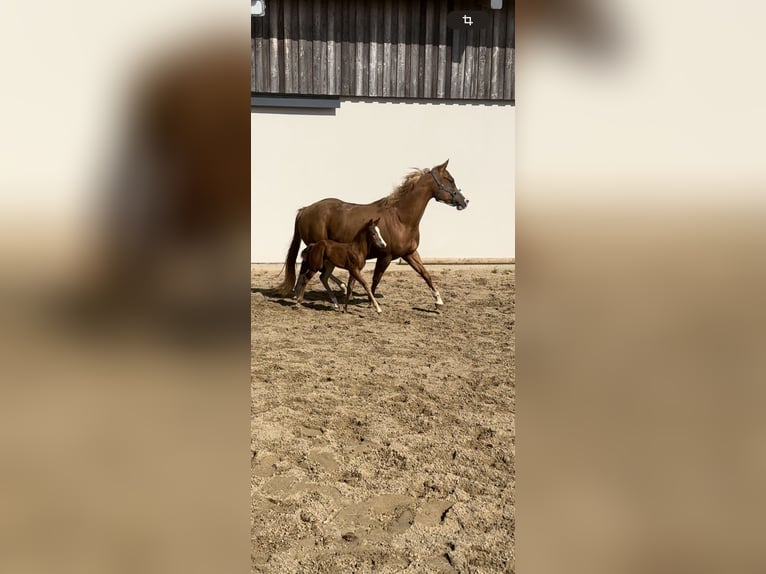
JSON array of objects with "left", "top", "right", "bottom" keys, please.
[{"left": 276, "top": 211, "right": 302, "bottom": 296}]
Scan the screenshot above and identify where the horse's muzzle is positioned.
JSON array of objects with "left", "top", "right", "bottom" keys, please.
[{"left": 456, "top": 198, "right": 469, "bottom": 211}]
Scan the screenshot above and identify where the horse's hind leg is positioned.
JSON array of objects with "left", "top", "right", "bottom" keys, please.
[
  {"left": 295, "top": 270, "right": 316, "bottom": 304},
  {"left": 319, "top": 273, "right": 340, "bottom": 311},
  {"left": 349, "top": 268, "right": 382, "bottom": 314}
]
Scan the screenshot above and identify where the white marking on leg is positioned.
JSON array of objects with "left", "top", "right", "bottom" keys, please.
[
  {"left": 374, "top": 225, "right": 387, "bottom": 248},
  {"left": 329, "top": 273, "right": 346, "bottom": 291},
  {"left": 432, "top": 289, "right": 444, "bottom": 306}
]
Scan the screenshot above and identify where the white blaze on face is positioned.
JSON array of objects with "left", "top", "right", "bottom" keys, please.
[{"left": 374, "top": 225, "right": 387, "bottom": 248}]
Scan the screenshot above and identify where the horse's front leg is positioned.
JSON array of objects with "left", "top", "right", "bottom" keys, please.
[
  {"left": 371, "top": 255, "right": 392, "bottom": 296},
  {"left": 401, "top": 250, "right": 443, "bottom": 307}
]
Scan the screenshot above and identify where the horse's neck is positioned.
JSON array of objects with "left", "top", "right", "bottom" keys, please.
[
  {"left": 352, "top": 229, "right": 369, "bottom": 258},
  {"left": 393, "top": 182, "right": 432, "bottom": 227}
]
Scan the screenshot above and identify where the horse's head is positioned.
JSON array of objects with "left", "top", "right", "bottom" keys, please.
[
  {"left": 368, "top": 218, "right": 387, "bottom": 250},
  {"left": 429, "top": 160, "right": 469, "bottom": 210}
]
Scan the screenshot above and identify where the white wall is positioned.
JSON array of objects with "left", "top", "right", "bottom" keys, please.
[{"left": 251, "top": 100, "right": 514, "bottom": 262}]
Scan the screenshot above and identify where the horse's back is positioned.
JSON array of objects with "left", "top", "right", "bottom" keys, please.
[{"left": 297, "top": 197, "right": 379, "bottom": 244}]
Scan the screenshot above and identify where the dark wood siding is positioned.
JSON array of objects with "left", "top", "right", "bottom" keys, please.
[{"left": 251, "top": 0, "right": 514, "bottom": 101}]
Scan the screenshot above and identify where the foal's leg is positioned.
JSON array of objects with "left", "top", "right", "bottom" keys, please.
[
  {"left": 348, "top": 268, "right": 382, "bottom": 314},
  {"left": 402, "top": 250, "right": 444, "bottom": 307},
  {"left": 321, "top": 263, "right": 347, "bottom": 293},
  {"left": 319, "top": 272, "right": 340, "bottom": 310},
  {"left": 370, "top": 255, "right": 392, "bottom": 296}
]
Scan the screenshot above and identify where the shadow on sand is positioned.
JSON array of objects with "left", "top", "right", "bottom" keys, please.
[
  {"left": 251, "top": 286, "right": 376, "bottom": 312},
  {"left": 412, "top": 306, "right": 440, "bottom": 315}
]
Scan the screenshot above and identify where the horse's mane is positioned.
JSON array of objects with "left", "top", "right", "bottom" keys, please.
[{"left": 376, "top": 168, "right": 428, "bottom": 207}]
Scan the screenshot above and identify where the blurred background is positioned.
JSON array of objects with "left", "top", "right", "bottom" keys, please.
[
  {"left": 518, "top": 1, "right": 766, "bottom": 573},
  {"left": 1, "top": 2, "right": 250, "bottom": 573},
  {"left": 2, "top": 0, "right": 766, "bottom": 573}
]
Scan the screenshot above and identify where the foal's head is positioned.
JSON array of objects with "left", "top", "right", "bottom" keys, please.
[
  {"left": 366, "top": 218, "right": 387, "bottom": 250},
  {"left": 428, "top": 160, "right": 469, "bottom": 211}
]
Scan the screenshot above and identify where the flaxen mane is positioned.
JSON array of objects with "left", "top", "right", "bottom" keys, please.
[{"left": 377, "top": 168, "right": 428, "bottom": 207}]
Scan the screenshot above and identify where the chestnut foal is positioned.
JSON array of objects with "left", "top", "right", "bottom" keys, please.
[{"left": 295, "top": 218, "right": 387, "bottom": 313}]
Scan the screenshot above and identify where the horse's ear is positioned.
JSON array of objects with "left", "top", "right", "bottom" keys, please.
[{"left": 437, "top": 159, "right": 449, "bottom": 171}]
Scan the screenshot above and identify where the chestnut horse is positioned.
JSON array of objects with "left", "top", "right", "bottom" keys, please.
[
  {"left": 295, "top": 218, "right": 387, "bottom": 313},
  {"left": 276, "top": 160, "right": 468, "bottom": 308}
]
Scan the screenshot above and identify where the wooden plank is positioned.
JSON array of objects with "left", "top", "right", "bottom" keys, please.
[
  {"left": 507, "top": 47, "right": 515, "bottom": 100},
  {"left": 334, "top": 0, "right": 343, "bottom": 94},
  {"left": 423, "top": 0, "right": 434, "bottom": 98},
  {"left": 297, "top": 0, "right": 312, "bottom": 93},
  {"left": 508, "top": 4, "right": 515, "bottom": 48},
  {"left": 269, "top": 0, "right": 280, "bottom": 93},
  {"left": 347, "top": 0, "right": 357, "bottom": 95},
  {"left": 250, "top": 37, "right": 256, "bottom": 92},
  {"left": 375, "top": 13, "right": 384, "bottom": 96},
  {"left": 287, "top": 0, "right": 295, "bottom": 92},
  {"left": 255, "top": 21, "right": 266, "bottom": 92},
  {"left": 326, "top": 0, "right": 335, "bottom": 93},
  {"left": 277, "top": 3, "right": 286, "bottom": 93},
  {"left": 324, "top": 0, "right": 335, "bottom": 95},
  {"left": 417, "top": 2, "right": 427, "bottom": 98},
  {"left": 319, "top": 0, "right": 328, "bottom": 94},
  {"left": 437, "top": 2, "right": 447, "bottom": 98},
  {"left": 450, "top": 29, "right": 461, "bottom": 98},
  {"left": 489, "top": 8, "right": 504, "bottom": 100},
  {"left": 312, "top": 0, "right": 322, "bottom": 93},
  {"left": 263, "top": 12, "right": 271, "bottom": 92},
  {"left": 293, "top": 1, "right": 301, "bottom": 93},
  {"left": 368, "top": 2, "right": 378, "bottom": 97},
  {"left": 396, "top": 0, "right": 407, "bottom": 98},
  {"left": 477, "top": 25, "right": 488, "bottom": 99},
  {"left": 355, "top": 0, "right": 366, "bottom": 96},
  {"left": 409, "top": 0, "right": 420, "bottom": 98},
  {"left": 340, "top": 0, "right": 352, "bottom": 95},
  {"left": 504, "top": 7, "right": 514, "bottom": 99},
  {"left": 463, "top": 29, "right": 474, "bottom": 99},
  {"left": 382, "top": 0, "right": 393, "bottom": 97},
  {"left": 263, "top": 4, "right": 270, "bottom": 90},
  {"left": 473, "top": 26, "right": 481, "bottom": 98}
]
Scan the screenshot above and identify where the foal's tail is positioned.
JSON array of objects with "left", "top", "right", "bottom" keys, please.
[{"left": 276, "top": 212, "right": 302, "bottom": 296}]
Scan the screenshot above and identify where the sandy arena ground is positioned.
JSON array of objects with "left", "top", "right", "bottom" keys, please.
[{"left": 251, "top": 263, "right": 515, "bottom": 573}]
